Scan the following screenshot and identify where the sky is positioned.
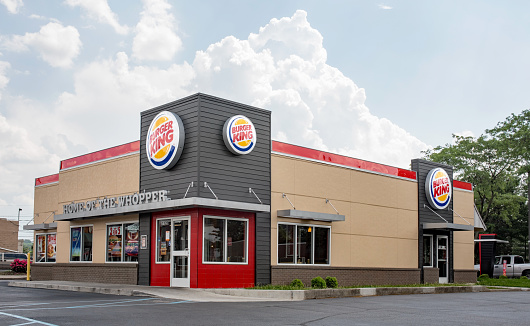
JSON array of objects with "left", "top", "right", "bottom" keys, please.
[{"left": 1, "top": 0, "right": 529, "bottom": 239}]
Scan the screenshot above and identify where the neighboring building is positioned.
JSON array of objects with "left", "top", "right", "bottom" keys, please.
[
  {"left": 0, "top": 218, "right": 19, "bottom": 252},
  {"left": 27, "top": 93, "right": 482, "bottom": 287}
]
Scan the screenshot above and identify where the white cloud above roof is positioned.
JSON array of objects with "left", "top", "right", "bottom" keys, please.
[
  {"left": 132, "top": 0, "right": 182, "bottom": 61},
  {"left": 64, "top": 0, "right": 129, "bottom": 35}
]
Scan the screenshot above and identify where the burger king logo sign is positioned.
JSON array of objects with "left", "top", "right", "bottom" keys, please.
[
  {"left": 425, "top": 168, "right": 452, "bottom": 209},
  {"left": 146, "top": 111, "right": 185, "bottom": 170},
  {"left": 223, "top": 115, "right": 256, "bottom": 155}
]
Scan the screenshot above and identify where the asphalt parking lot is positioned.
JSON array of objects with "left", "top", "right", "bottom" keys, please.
[{"left": 1, "top": 280, "right": 530, "bottom": 326}]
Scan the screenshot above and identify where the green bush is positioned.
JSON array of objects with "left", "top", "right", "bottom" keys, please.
[
  {"left": 499, "top": 275, "right": 508, "bottom": 279},
  {"left": 477, "top": 274, "right": 490, "bottom": 280},
  {"left": 290, "top": 279, "right": 304, "bottom": 288},
  {"left": 311, "top": 276, "right": 326, "bottom": 289},
  {"left": 519, "top": 276, "right": 528, "bottom": 280},
  {"left": 325, "top": 276, "right": 338, "bottom": 288}
]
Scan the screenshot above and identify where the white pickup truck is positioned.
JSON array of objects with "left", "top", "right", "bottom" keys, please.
[{"left": 493, "top": 255, "right": 530, "bottom": 278}]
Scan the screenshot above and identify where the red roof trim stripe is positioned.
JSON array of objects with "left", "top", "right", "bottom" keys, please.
[
  {"left": 35, "top": 174, "right": 59, "bottom": 186},
  {"left": 453, "top": 180, "right": 473, "bottom": 191},
  {"left": 60, "top": 141, "right": 140, "bottom": 170},
  {"left": 271, "top": 141, "right": 417, "bottom": 180}
]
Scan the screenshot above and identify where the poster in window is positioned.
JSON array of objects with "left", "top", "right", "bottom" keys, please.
[
  {"left": 37, "top": 235, "right": 46, "bottom": 262},
  {"left": 125, "top": 226, "right": 139, "bottom": 258},
  {"left": 46, "top": 234, "right": 56, "bottom": 260},
  {"left": 71, "top": 228, "right": 81, "bottom": 259}
]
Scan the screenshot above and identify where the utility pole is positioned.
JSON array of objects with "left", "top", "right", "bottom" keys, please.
[{"left": 17, "top": 208, "right": 22, "bottom": 222}]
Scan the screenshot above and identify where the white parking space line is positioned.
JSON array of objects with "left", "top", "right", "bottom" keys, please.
[{"left": 0, "top": 312, "right": 58, "bottom": 326}]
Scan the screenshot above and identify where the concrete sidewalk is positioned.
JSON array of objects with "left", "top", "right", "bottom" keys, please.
[{"left": 7, "top": 280, "right": 515, "bottom": 302}]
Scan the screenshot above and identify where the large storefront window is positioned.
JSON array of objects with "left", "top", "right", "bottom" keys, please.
[
  {"left": 203, "top": 217, "right": 247, "bottom": 263},
  {"left": 278, "top": 223, "right": 330, "bottom": 265},
  {"left": 70, "top": 226, "right": 93, "bottom": 262},
  {"left": 157, "top": 219, "right": 171, "bottom": 262},
  {"left": 106, "top": 222, "right": 139, "bottom": 262},
  {"left": 36, "top": 233, "right": 56, "bottom": 263},
  {"left": 423, "top": 235, "right": 433, "bottom": 267}
]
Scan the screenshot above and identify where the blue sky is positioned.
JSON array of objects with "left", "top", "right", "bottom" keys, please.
[{"left": 1, "top": 0, "right": 529, "bottom": 238}]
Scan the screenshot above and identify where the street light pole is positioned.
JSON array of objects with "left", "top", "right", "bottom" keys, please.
[{"left": 17, "top": 208, "right": 22, "bottom": 222}]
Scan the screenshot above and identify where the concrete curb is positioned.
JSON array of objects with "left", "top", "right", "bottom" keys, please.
[
  {"left": 8, "top": 281, "right": 155, "bottom": 297},
  {"left": 205, "top": 285, "right": 490, "bottom": 300}
]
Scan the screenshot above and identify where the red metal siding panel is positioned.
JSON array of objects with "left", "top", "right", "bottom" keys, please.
[
  {"left": 35, "top": 174, "right": 59, "bottom": 186},
  {"left": 60, "top": 141, "right": 140, "bottom": 170}
]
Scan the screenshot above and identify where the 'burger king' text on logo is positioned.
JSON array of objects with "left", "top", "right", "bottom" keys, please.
[
  {"left": 146, "top": 111, "right": 185, "bottom": 170},
  {"left": 425, "top": 167, "right": 452, "bottom": 209},
  {"left": 223, "top": 115, "right": 256, "bottom": 155}
]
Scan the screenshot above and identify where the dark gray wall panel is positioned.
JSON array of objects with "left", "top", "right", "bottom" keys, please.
[{"left": 138, "top": 212, "right": 151, "bottom": 285}]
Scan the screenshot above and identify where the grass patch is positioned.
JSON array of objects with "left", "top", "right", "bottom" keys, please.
[
  {"left": 248, "top": 283, "right": 472, "bottom": 290},
  {"left": 478, "top": 278, "right": 530, "bottom": 288}
]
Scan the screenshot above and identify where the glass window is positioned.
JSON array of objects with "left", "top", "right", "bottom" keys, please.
[
  {"left": 314, "top": 227, "right": 329, "bottom": 264},
  {"left": 278, "top": 223, "right": 330, "bottom": 265},
  {"left": 124, "top": 223, "right": 139, "bottom": 262},
  {"left": 227, "top": 219, "right": 246, "bottom": 263},
  {"left": 297, "top": 226, "right": 312, "bottom": 264},
  {"left": 107, "top": 223, "right": 139, "bottom": 262},
  {"left": 278, "top": 224, "right": 295, "bottom": 263},
  {"left": 204, "top": 218, "right": 224, "bottom": 262},
  {"left": 46, "top": 234, "right": 56, "bottom": 262},
  {"left": 515, "top": 256, "right": 525, "bottom": 264},
  {"left": 36, "top": 234, "right": 46, "bottom": 263},
  {"left": 203, "top": 217, "right": 247, "bottom": 263},
  {"left": 71, "top": 226, "right": 93, "bottom": 262},
  {"left": 157, "top": 219, "right": 171, "bottom": 262},
  {"left": 423, "top": 235, "right": 433, "bottom": 267}
]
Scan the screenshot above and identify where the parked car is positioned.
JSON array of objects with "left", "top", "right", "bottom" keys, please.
[
  {"left": 493, "top": 255, "right": 530, "bottom": 278},
  {"left": 0, "top": 252, "right": 27, "bottom": 262}
]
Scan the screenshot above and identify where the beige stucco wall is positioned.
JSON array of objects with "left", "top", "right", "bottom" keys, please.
[
  {"left": 33, "top": 153, "right": 140, "bottom": 264},
  {"left": 452, "top": 188, "right": 475, "bottom": 270},
  {"left": 271, "top": 154, "right": 419, "bottom": 268}
]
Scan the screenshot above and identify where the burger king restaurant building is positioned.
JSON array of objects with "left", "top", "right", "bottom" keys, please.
[{"left": 28, "top": 93, "right": 482, "bottom": 288}]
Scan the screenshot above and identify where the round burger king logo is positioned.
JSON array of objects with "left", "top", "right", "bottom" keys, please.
[
  {"left": 425, "top": 168, "right": 452, "bottom": 209},
  {"left": 146, "top": 111, "right": 185, "bottom": 170},
  {"left": 223, "top": 115, "right": 256, "bottom": 155}
]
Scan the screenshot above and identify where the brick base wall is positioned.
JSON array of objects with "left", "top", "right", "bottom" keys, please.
[
  {"left": 423, "top": 267, "right": 439, "bottom": 283},
  {"left": 31, "top": 263, "right": 138, "bottom": 285},
  {"left": 454, "top": 269, "right": 477, "bottom": 283},
  {"left": 271, "top": 266, "right": 420, "bottom": 286}
]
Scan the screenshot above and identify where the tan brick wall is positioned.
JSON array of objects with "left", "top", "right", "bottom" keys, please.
[
  {"left": 454, "top": 269, "right": 477, "bottom": 283},
  {"left": 423, "top": 267, "right": 439, "bottom": 283},
  {"left": 0, "top": 218, "right": 19, "bottom": 252}
]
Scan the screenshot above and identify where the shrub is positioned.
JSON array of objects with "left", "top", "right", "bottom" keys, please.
[
  {"left": 10, "top": 259, "right": 27, "bottom": 273},
  {"left": 499, "top": 275, "right": 508, "bottom": 279},
  {"left": 519, "top": 276, "right": 528, "bottom": 280},
  {"left": 477, "top": 274, "right": 490, "bottom": 280},
  {"left": 325, "top": 276, "right": 338, "bottom": 288},
  {"left": 290, "top": 279, "right": 304, "bottom": 288},
  {"left": 311, "top": 276, "right": 326, "bottom": 289}
]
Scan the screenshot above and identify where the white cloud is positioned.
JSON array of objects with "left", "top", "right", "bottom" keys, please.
[
  {"left": 378, "top": 4, "right": 393, "bottom": 10},
  {"left": 132, "top": 0, "right": 182, "bottom": 61},
  {"left": 65, "top": 0, "right": 129, "bottom": 35},
  {"left": 191, "top": 10, "right": 428, "bottom": 167},
  {"left": 0, "top": 61, "right": 10, "bottom": 100},
  {"left": 0, "top": 0, "right": 23, "bottom": 14},
  {"left": 2, "top": 22, "right": 82, "bottom": 68}
]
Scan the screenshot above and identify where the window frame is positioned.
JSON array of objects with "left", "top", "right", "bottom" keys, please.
[
  {"left": 423, "top": 234, "right": 433, "bottom": 268},
  {"left": 277, "top": 222, "right": 331, "bottom": 266},
  {"left": 35, "top": 232, "right": 57, "bottom": 263},
  {"left": 69, "top": 225, "right": 93, "bottom": 263},
  {"left": 105, "top": 221, "right": 139, "bottom": 264},
  {"left": 202, "top": 215, "right": 249, "bottom": 265}
]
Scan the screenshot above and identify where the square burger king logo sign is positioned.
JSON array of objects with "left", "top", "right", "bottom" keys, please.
[
  {"left": 223, "top": 115, "right": 256, "bottom": 155},
  {"left": 425, "top": 167, "right": 452, "bottom": 209},
  {"left": 146, "top": 111, "right": 185, "bottom": 170}
]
